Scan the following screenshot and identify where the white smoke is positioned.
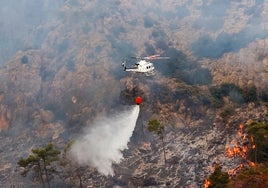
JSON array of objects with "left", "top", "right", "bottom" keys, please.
[{"left": 69, "top": 105, "right": 140, "bottom": 176}]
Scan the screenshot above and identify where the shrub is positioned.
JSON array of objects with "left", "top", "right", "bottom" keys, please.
[
  {"left": 21, "top": 55, "right": 29, "bottom": 64},
  {"left": 242, "top": 85, "right": 258, "bottom": 103},
  {"left": 208, "top": 165, "right": 229, "bottom": 188}
]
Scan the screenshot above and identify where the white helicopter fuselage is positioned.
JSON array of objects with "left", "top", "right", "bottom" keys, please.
[{"left": 124, "top": 60, "right": 155, "bottom": 73}]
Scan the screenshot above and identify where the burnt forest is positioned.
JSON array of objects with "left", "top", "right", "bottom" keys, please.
[{"left": 0, "top": 0, "right": 268, "bottom": 187}]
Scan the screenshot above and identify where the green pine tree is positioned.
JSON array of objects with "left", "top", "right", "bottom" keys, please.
[
  {"left": 17, "top": 142, "right": 60, "bottom": 188},
  {"left": 148, "top": 119, "right": 166, "bottom": 164},
  {"left": 246, "top": 121, "right": 268, "bottom": 164},
  {"left": 208, "top": 164, "right": 229, "bottom": 188},
  {"left": 18, "top": 154, "right": 45, "bottom": 186}
]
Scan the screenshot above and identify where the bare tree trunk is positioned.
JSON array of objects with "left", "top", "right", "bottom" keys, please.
[
  {"left": 79, "top": 175, "right": 83, "bottom": 188},
  {"left": 43, "top": 159, "right": 50, "bottom": 188},
  {"left": 37, "top": 162, "right": 45, "bottom": 188},
  {"left": 77, "top": 168, "right": 83, "bottom": 188},
  {"left": 161, "top": 135, "right": 166, "bottom": 165},
  {"left": 255, "top": 145, "right": 258, "bottom": 163}
]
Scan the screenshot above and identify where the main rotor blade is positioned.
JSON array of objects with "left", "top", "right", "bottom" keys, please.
[
  {"left": 145, "top": 56, "right": 170, "bottom": 60},
  {"left": 144, "top": 54, "right": 160, "bottom": 59},
  {"left": 128, "top": 56, "right": 142, "bottom": 59},
  {"left": 126, "top": 55, "right": 170, "bottom": 60}
]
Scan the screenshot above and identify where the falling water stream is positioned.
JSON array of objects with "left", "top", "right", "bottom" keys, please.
[{"left": 70, "top": 105, "right": 140, "bottom": 176}]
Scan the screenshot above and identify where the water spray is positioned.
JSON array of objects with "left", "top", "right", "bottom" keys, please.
[{"left": 69, "top": 97, "right": 142, "bottom": 176}]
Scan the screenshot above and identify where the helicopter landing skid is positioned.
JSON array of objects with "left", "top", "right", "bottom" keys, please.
[{"left": 145, "top": 70, "right": 156, "bottom": 76}]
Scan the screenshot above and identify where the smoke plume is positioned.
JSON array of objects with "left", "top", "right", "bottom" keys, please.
[{"left": 69, "top": 105, "right": 140, "bottom": 176}]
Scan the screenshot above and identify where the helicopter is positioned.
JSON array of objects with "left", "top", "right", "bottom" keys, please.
[{"left": 122, "top": 54, "right": 169, "bottom": 75}]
